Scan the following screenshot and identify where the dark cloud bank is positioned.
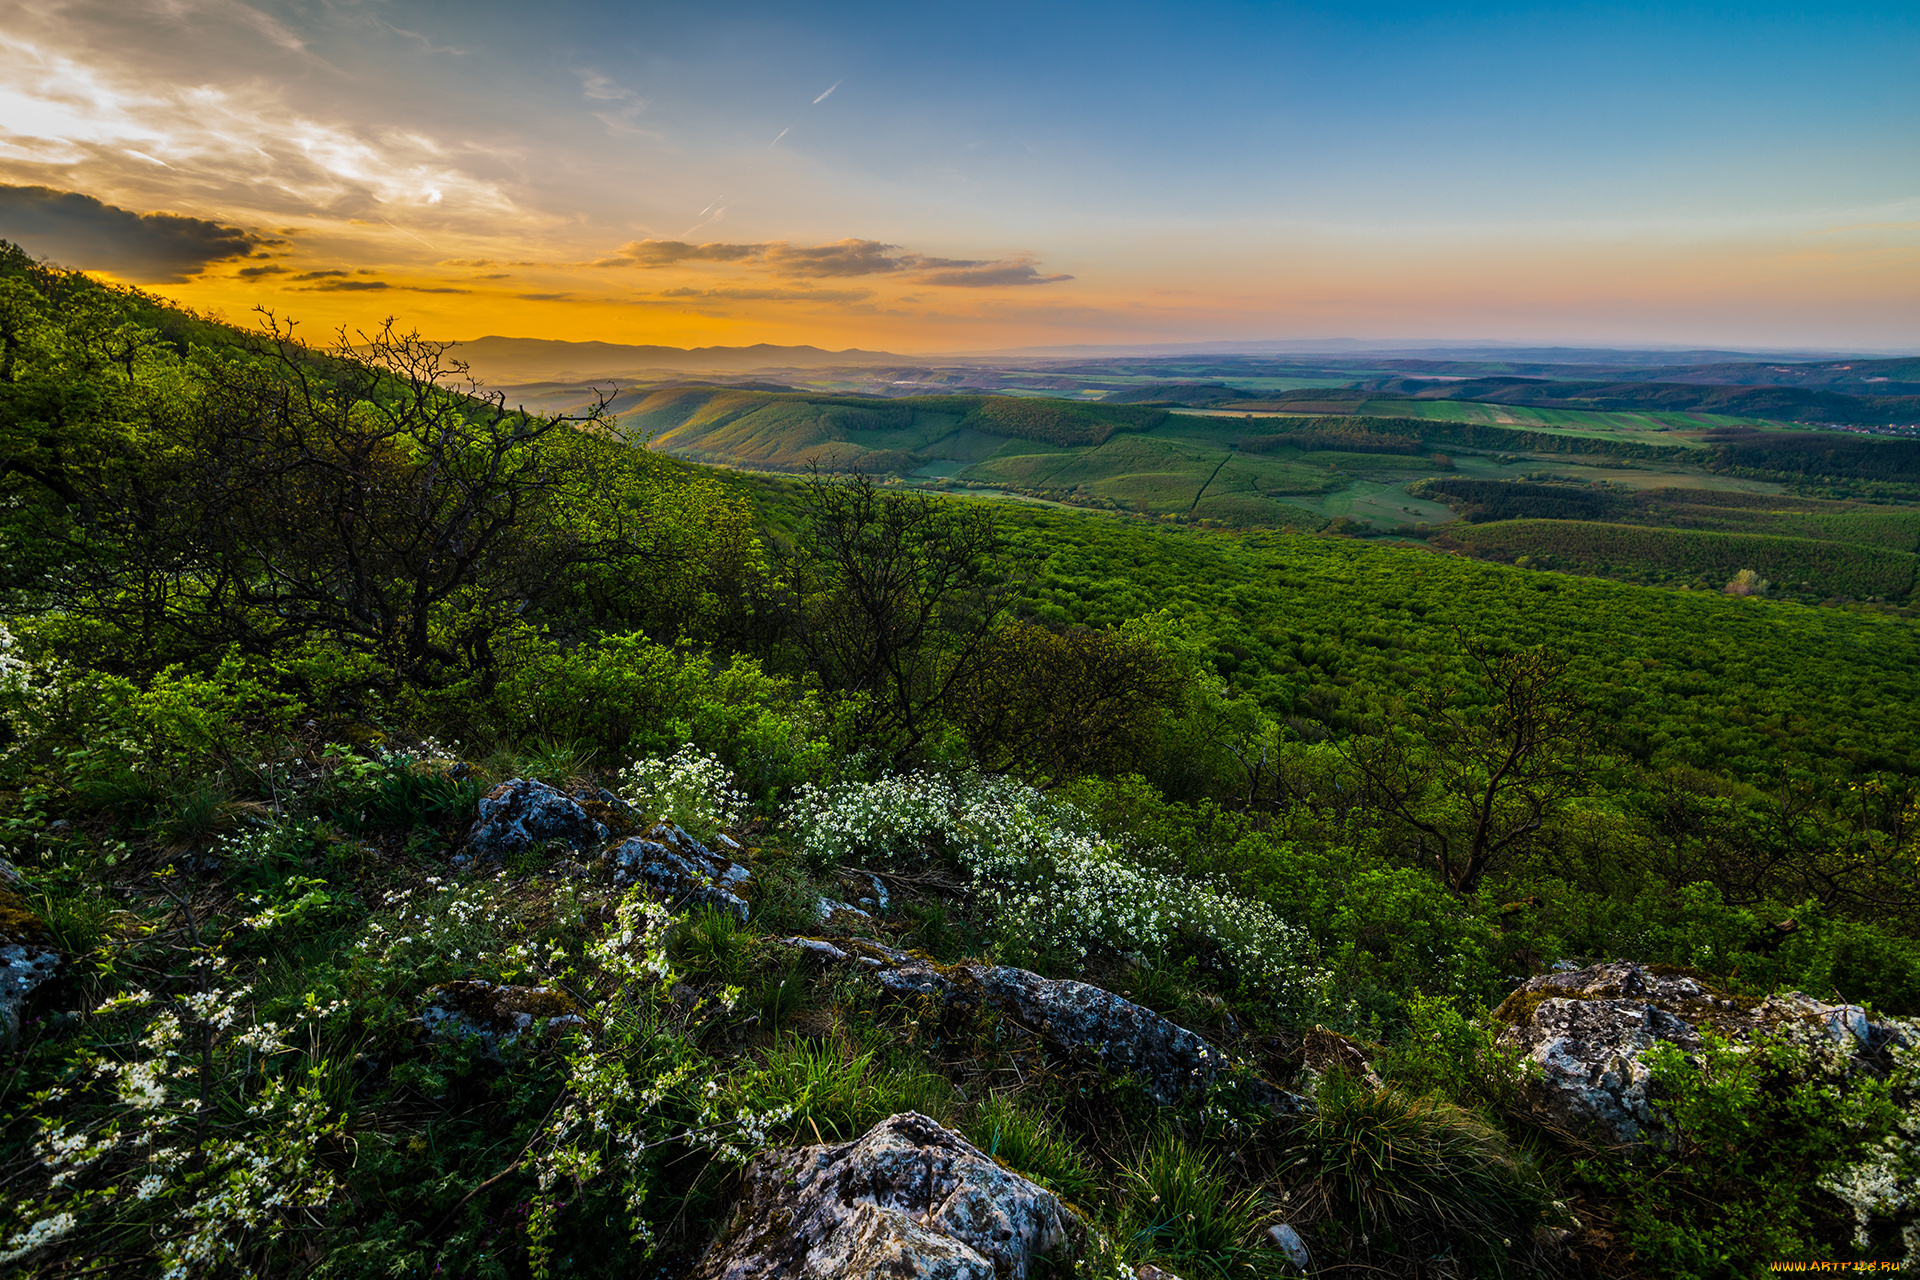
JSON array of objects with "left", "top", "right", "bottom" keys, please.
[{"left": 0, "top": 185, "right": 272, "bottom": 283}]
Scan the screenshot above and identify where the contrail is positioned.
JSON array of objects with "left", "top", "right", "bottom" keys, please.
[
  {"left": 812, "top": 80, "right": 840, "bottom": 104},
  {"left": 768, "top": 127, "right": 789, "bottom": 148},
  {"left": 381, "top": 218, "right": 438, "bottom": 251}
]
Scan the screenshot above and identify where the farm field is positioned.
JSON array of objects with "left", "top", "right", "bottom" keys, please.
[
  {"left": 1356, "top": 398, "right": 1763, "bottom": 439},
  {"left": 612, "top": 384, "right": 1920, "bottom": 603}
]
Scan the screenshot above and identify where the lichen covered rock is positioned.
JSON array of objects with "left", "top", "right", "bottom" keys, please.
[
  {"left": 468, "top": 778, "right": 608, "bottom": 859},
  {"left": 419, "top": 980, "right": 586, "bottom": 1058},
  {"left": 1496, "top": 960, "right": 1913, "bottom": 1145},
  {"left": 781, "top": 938, "right": 1301, "bottom": 1109},
  {"left": 609, "top": 823, "right": 752, "bottom": 920},
  {"left": 691, "top": 1111, "right": 1079, "bottom": 1280}
]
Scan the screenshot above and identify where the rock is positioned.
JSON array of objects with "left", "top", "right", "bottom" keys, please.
[
  {"left": 1136, "top": 1266, "right": 1185, "bottom": 1280},
  {"left": 468, "top": 779, "right": 607, "bottom": 860},
  {"left": 1495, "top": 961, "right": 1915, "bottom": 1146},
  {"left": 691, "top": 1111, "right": 1079, "bottom": 1280},
  {"left": 0, "top": 854, "right": 23, "bottom": 888},
  {"left": 1302, "top": 1025, "right": 1385, "bottom": 1088},
  {"left": 0, "top": 888, "right": 59, "bottom": 1052},
  {"left": 1265, "top": 1223, "right": 1311, "bottom": 1271},
  {"left": 779, "top": 939, "right": 1305, "bottom": 1111},
  {"left": 419, "top": 980, "right": 586, "bottom": 1058},
  {"left": 814, "top": 896, "right": 873, "bottom": 929},
  {"left": 609, "top": 823, "right": 753, "bottom": 920}
]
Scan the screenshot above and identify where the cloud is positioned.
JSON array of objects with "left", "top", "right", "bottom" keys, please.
[
  {"left": 292, "top": 269, "right": 349, "bottom": 280},
  {"left": 0, "top": 183, "right": 272, "bottom": 282},
  {"left": 235, "top": 263, "right": 286, "bottom": 278},
  {"left": 812, "top": 81, "right": 842, "bottom": 104},
  {"left": 914, "top": 258, "right": 1074, "bottom": 287},
  {"left": 763, "top": 238, "right": 903, "bottom": 278},
  {"left": 576, "top": 70, "right": 652, "bottom": 137},
  {"left": 294, "top": 279, "right": 471, "bottom": 294},
  {"left": 592, "top": 236, "right": 1072, "bottom": 288},
  {"left": 596, "top": 239, "right": 764, "bottom": 267},
  {"left": 653, "top": 286, "right": 873, "bottom": 302},
  {"left": 0, "top": 20, "right": 532, "bottom": 237},
  {"left": 516, "top": 292, "right": 571, "bottom": 301}
]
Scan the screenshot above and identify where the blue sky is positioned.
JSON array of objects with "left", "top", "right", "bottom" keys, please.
[{"left": 0, "top": 0, "right": 1914, "bottom": 349}]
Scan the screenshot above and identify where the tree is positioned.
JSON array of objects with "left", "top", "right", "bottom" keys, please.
[
  {"left": 7, "top": 299, "right": 682, "bottom": 689},
  {"left": 949, "top": 616, "right": 1188, "bottom": 782},
  {"left": 781, "top": 471, "right": 1018, "bottom": 764},
  {"left": 1340, "top": 642, "right": 1596, "bottom": 894}
]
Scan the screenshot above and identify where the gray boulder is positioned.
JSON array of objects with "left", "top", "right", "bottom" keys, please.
[
  {"left": 419, "top": 980, "right": 586, "bottom": 1058},
  {"left": 1, "top": 887, "right": 59, "bottom": 1052},
  {"left": 691, "top": 1111, "right": 1080, "bottom": 1280},
  {"left": 781, "top": 939, "right": 1302, "bottom": 1110},
  {"left": 468, "top": 779, "right": 607, "bottom": 859},
  {"left": 1496, "top": 960, "right": 1914, "bottom": 1146},
  {"left": 609, "top": 823, "right": 752, "bottom": 920}
]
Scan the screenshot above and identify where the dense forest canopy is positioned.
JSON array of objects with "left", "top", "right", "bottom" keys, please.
[{"left": 1, "top": 247, "right": 1916, "bottom": 1278}]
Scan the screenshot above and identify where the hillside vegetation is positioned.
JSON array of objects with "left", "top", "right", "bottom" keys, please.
[{"left": 1, "top": 247, "right": 1917, "bottom": 1278}]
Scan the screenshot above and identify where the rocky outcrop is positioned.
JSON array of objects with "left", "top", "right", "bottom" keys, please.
[
  {"left": 781, "top": 939, "right": 1303, "bottom": 1110},
  {"left": 419, "top": 980, "right": 586, "bottom": 1058},
  {"left": 1, "top": 885, "right": 59, "bottom": 1053},
  {"left": 1496, "top": 961, "right": 1914, "bottom": 1146},
  {"left": 608, "top": 823, "right": 752, "bottom": 920},
  {"left": 468, "top": 779, "right": 608, "bottom": 860},
  {"left": 691, "top": 1111, "right": 1079, "bottom": 1280}
]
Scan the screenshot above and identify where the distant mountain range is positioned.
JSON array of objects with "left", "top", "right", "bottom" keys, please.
[{"left": 444, "top": 336, "right": 906, "bottom": 382}]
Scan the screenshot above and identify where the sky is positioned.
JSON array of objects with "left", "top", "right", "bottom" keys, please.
[{"left": 1, "top": 0, "right": 1916, "bottom": 353}]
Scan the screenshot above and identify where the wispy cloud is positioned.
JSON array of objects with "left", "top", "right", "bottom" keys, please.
[
  {"left": 0, "top": 14, "right": 537, "bottom": 242},
  {"left": 590, "top": 236, "right": 1073, "bottom": 288},
  {"left": 811, "top": 80, "right": 842, "bottom": 105},
  {"left": 653, "top": 286, "right": 874, "bottom": 302},
  {"left": 576, "top": 69, "right": 653, "bottom": 138}
]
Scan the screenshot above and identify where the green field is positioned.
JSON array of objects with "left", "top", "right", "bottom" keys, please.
[
  {"left": 1356, "top": 398, "right": 1769, "bottom": 439},
  {"left": 622, "top": 385, "right": 1920, "bottom": 602}
]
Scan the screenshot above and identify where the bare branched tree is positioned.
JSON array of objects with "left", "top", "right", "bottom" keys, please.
[
  {"left": 782, "top": 470, "right": 1019, "bottom": 765},
  {"left": 1341, "top": 642, "right": 1596, "bottom": 893}
]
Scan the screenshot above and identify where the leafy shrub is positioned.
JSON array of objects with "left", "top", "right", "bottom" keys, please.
[{"left": 1590, "top": 1028, "right": 1920, "bottom": 1275}]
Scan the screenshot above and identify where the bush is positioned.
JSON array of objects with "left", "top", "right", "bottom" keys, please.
[{"left": 1280, "top": 1070, "right": 1549, "bottom": 1267}]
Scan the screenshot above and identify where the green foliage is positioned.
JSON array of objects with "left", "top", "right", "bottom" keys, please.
[
  {"left": 1434, "top": 518, "right": 1918, "bottom": 601},
  {"left": 729, "top": 1036, "right": 887, "bottom": 1144},
  {"left": 1121, "top": 1132, "right": 1276, "bottom": 1278},
  {"left": 673, "top": 905, "right": 755, "bottom": 984},
  {"left": 963, "top": 1092, "right": 1099, "bottom": 1203},
  {"left": 1281, "top": 1070, "right": 1547, "bottom": 1265},
  {"left": 1584, "top": 1029, "right": 1920, "bottom": 1276}
]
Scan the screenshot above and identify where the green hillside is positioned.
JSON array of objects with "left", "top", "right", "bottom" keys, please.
[{"left": 625, "top": 387, "right": 1169, "bottom": 471}]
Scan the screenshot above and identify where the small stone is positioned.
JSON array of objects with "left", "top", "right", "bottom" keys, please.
[
  {"left": 776, "top": 939, "right": 1307, "bottom": 1112},
  {"left": 1265, "top": 1223, "right": 1310, "bottom": 1270}
]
